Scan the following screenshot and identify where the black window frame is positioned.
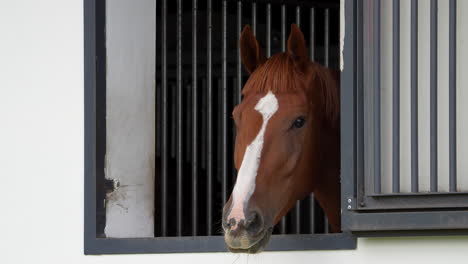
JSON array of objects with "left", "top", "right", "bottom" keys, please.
[
  {"left": 84, "top": 0, "right": 356, "bottom": 254},
  {"left": 341, "top": 0, "right": 468, "bottom": 234}
]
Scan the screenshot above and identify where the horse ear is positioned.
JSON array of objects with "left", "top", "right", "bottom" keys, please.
[
  {"left": 240, "top": 25, "right": 266, "bottom": 74},
  {"left": 287, "top": 24, "right": 308, "bottom": 68}
]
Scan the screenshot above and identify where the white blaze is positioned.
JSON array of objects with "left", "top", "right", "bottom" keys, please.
[{"left": 228, "top": 91, "right": 279, "bottom": 224}]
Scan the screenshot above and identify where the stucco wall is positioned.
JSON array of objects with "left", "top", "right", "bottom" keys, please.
[
  {"left": 1, "top": 0, "right": 468, "bottom": 264},
  {"left": 104, "top": 0, "right": 155, "bottom": 238}
]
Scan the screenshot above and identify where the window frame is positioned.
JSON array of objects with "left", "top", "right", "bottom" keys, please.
[
  {"left": 84, "top": 0, "right": 356, "bottom": 254},
  {"left": 340, "top": 0, "right": 468, "bottom": 234}
]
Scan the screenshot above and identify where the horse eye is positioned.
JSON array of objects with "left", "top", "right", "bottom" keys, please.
[{"left": 292, "top": 117, "right": 306, "bottom": 129}]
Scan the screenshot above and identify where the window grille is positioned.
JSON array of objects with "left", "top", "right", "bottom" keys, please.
[{"left": 341, "top": 0, "right": 468, "bottom": 233}]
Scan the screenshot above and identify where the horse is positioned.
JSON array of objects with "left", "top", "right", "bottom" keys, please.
[{"left": 222, "top": 24, "right": 341, "bottom": 253}]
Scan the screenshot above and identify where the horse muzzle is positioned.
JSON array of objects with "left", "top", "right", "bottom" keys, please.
[{"left": 223, "top": 210, "right": 272, "bottom": 253}]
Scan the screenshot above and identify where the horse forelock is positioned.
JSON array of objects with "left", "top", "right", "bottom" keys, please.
[
  {"left": 242, "top": 52, "right": 340, "bottom": 124},
  {"left": 242, "top": 53, "right": 303, "bottom": 95}
]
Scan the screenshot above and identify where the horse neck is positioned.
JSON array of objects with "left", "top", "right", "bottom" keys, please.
[
  {"left": 304, "top": 66, "right": 341, "bottom": 232},
  {"left": 309, "top": 66, "right": 340, "bottom": 176}
]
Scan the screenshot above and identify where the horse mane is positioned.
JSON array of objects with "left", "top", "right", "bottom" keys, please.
[{"left": 243, "top": 53, "right": 340, "bottom": 124}]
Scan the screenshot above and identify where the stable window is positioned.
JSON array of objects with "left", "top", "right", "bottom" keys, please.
[
  {"left": 85, "top": 0, "right": 468, "bottom": 255},
  {"left": 84, "top": 0, "right": 355, "bottom": 254},
  {"left": 341, "top": 0, "right": 468, "bottom": 234}
]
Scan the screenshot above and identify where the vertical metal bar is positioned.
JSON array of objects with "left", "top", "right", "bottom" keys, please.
[
  {"left": 341, "top": 0, "right": 359, "bottom": 235},
  {"left": 430, "top": 0, "right": 438, "bottom": 192},
  {"left": 392, "top": 0, "right": 400, "bottom": 193},
  {"left": 309, "top": 7, "right": 315, "bottom": 234},
  {"left": 449, "top": 0, "right": 457, "bottom": 192},
  {"left": 411, "top": 0, "right": 419, "bottom": 193},
  {"left": 356, "top": 0, "right": 364, "bottom": 212},
  {"left": 206, "top": 0, "right": 213, "bottom": 235},
  {"left": 296, "top": 6, "right": 301, "bottom": 27},
  {"left": 231, "top": 77, "right": 238, "bottom": 188},
  {"left": 293, "top": 6, "right": 301, "bottom": 234},
  {"left": 161, "top": 0, "right": 168, "bottom": 237},
  {"left": 324, "top": 8, "right": 330, "bottom": 67},
  {"left": 237, "top": 1, "right": 242, "bottom": 105},
  {"left": 278, "top": 3, "right": 287, "bottom": 234},
  {"left": 191, "top": 0, "right": 198, "bottom": 236},
  {"left": 324, "top": 217, "right": 329, "bottom": 234},
  {"left": 325, "top": 0, "right": 331, "bottom": 226},
  {"left": 281, "top": 5, "right": 286, "bottom": 52},
  {"left": 84, "top": 0, "right": 99, "bottom": 244},
  {"left": 344, "top": 0, "right": 361, "bottom": 218},
  {"left": 176, "top": 0, "right": 183, "bottom": 236},
  {"left": 222, "top": 0, "right": 228, "bottom": 204},
  {"left": 310, "top": 8, "right": 315, "bottom": 60},
  {"left": 252, "top": 2, "right": 257, "bottom": 35},
  {"left": 309, "top": 194, "right": 315, "bottom": 234},
  {"left": 266, "top": 3, "right": 271, "bottom": 57},
  {"left": 374, "top": 0, "right": 381, "bottom": 194}
]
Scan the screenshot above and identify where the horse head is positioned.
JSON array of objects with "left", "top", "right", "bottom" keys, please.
[{"left": 222, "top": 24, "right": 341, "bottom": 253}]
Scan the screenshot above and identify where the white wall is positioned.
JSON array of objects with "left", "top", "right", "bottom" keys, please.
[
  {"left": 104, "top": 0, "right": 155, "bottom": 238},
  {"left": 1, "top": 0, "right": 468, "bottom": 264}
]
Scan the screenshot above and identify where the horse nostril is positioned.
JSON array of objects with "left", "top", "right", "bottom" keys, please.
[
  {"left": 245, "top": 211, "right": 263, "bottom": 235},
  {"left": 225, "top": 218, "right": 236, "bottom": 230}
]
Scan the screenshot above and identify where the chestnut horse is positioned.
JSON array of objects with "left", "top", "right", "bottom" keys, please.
[{"left": 222, "top": 24, "right": 341, "bottom": 253}]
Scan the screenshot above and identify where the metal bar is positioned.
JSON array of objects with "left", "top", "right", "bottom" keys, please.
[
  {"left": 252, "top": 2, "right": 257, "bottom": 35},
  {"left": 449, "top": 0, "right": 457, "bottom": 192},
  {"left": 86, "top": 233, "right": 357, "bottom": 255},
  {"left": 237, "top": 1, "right": 242, "bottom": 105},
  {"left": 309, "top": 7, "right": 315, "bottom": 234},
  {"left": 392, "top": 0, "right": 400, "bottom": 193},
  {"left": 84, "top": 0, "right": 106, "bottom": 242},
  {"left": 309, "top": 195, "right": 315, "bottom": 234},
  {"left": 222, "top": 0, "right": 228, "bottom": 204},
  {"left": 161, "top": 0, "right": 168, "bottom": 236},
  {"left": 279, "top": 2, "right": 286, "bottom": 235},
  {"left": 324, "top": 8, "right": 329, "bottom": 67},
  {"left": 294, "top": 5, "right": 301, "bottom": 235},
  {"left": 296, "top": 6, "right": 300, "bottom": 27},
  {"left": 357, "top": 194, "right": 468, "bottom": 210},
  {"left": 374, "top": 0, "right": 381, "bottom": 194},
  {"left": 191, "top": 0, "right": 198, "bottom": 236},
  {"left": 207, "top": 0, "right": 213, "bottom": 235},
  {"left": 266, "top": 3, "right": 271, "bottom": 57},
  {"left": 176, "top": 0, "right": 183, "bottom": 236},
  {"left": 280, "top": 217, "right": 286, "bottom": 234},
  {"left": 324, "top": 217, "right": 329, "bottom": 234},
  {"left": 369, "top": 191, "right": 468, "bottom": 197},
  {"left": 281, "top": 5, "right": 286, "bottom": 52},
  {"left": 294, "top": 203, "right": 300, "bottom": 234},
  {"left": 341, "top": 0, "right": 359, "bottom": 232},
  {"left": 310, "top": 8, "right": 315, "bottom": 60},
  {"left": 355, "top": 0, "right": 365, "bottom": 209},
  {"left": 346, "top": 210, "right": 468, "bottom": 232},
  {"left": 84, "top": 0, "right": 97, "bottom": 249},
  {"left": 411, "top": 0, "right": 419, "bottom": 193},
  {"left": 430, "top": 0, "right": 438, "bottom": 192}
]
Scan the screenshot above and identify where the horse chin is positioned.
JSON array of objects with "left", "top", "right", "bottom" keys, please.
[{"left": 226, "top": 228, "right": 272, "bottom": 254}]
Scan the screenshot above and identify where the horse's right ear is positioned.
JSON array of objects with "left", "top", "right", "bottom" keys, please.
[{"left": 240, "top": 25, "right": 266, "bottom": 74}]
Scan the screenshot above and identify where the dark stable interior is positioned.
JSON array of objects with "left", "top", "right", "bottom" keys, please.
[{"left": 152, "top": 0, "right": 341, "bottom": 237}]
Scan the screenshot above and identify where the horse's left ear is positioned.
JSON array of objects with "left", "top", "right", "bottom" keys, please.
[{"left": 287, "top": 24, "right": 308, "bottom": 69}]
